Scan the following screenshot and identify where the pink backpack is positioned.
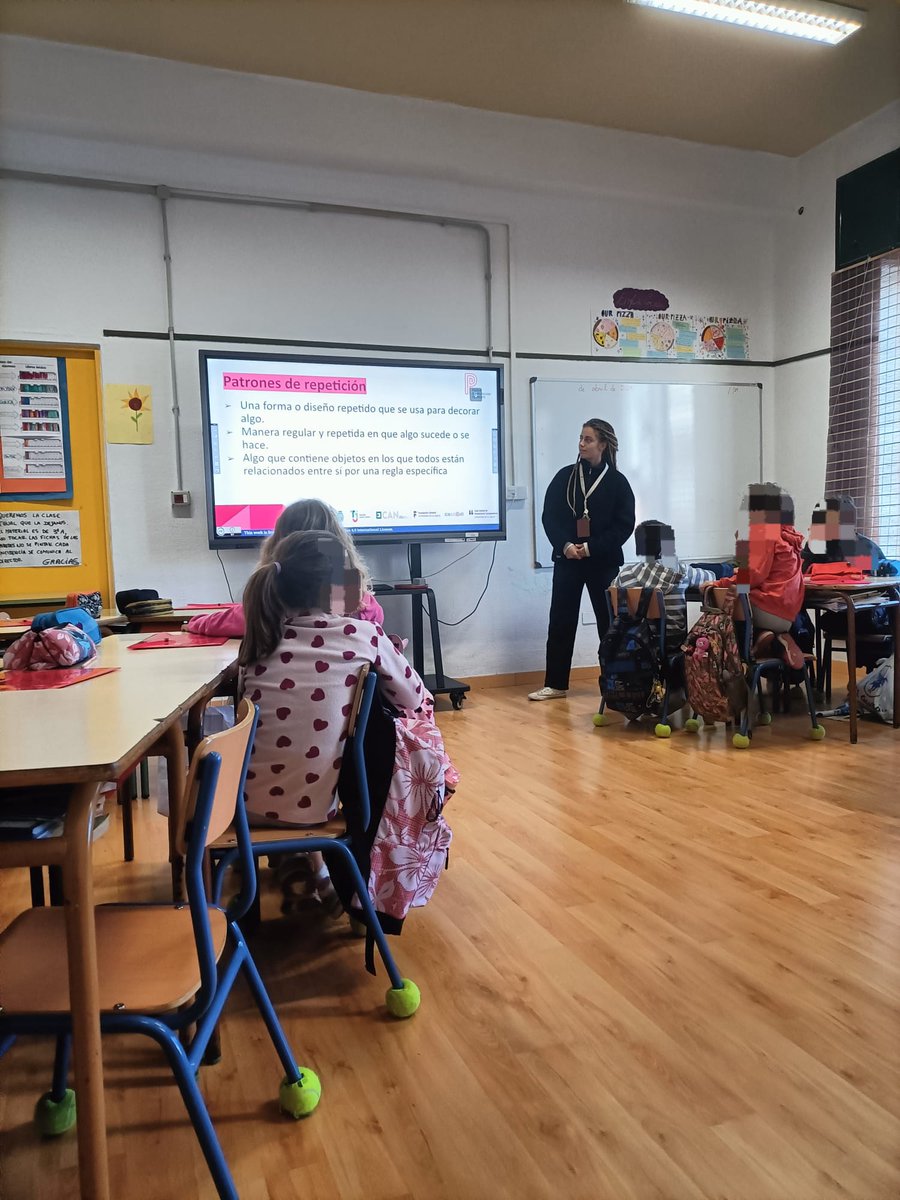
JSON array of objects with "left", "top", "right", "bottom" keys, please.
[
  {"left": 365, "top": 717, "right": 452, "bottom": 923},
  {"left": 3, "top": 627, "right": 97, "bottom": 672},
  {"left": 681, "top": 609, "right": 746, "bottom": 723}
]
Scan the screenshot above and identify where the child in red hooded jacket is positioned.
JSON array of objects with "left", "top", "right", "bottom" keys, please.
[{"left": 702, "top": 484, "right": 805, "bottom": 664}]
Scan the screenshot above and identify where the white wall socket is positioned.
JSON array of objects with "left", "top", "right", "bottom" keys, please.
[{"left": 505, "top": 484, "right": 527, "bottom": 502}]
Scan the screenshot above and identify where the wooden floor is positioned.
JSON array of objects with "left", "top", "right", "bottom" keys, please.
[{"left": 2, "top": 681, "right": 899, "bottom": 1199}]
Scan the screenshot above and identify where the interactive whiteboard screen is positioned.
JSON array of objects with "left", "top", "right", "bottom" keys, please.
[{"left": 200, "top": 352, "right": 505, "bottom": 547}]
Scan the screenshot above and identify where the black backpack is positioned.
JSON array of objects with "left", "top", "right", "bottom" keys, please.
[{"left": 599, "top": 589, "right": 664, "bottom": 719}]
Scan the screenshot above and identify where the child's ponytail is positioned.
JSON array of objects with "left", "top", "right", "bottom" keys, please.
[
  {"left": 239, "top": 530, "right": 344, "bottom": 667},
  {"left": 239, "top": 560, "right": 285, "bottom": 667}
]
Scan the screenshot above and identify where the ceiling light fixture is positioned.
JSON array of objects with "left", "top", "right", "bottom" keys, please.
[{"left": 625, "top": 0, "right": 865, "bottom": 44}]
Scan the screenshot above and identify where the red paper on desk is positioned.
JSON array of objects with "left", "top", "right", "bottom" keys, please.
[
  {"left": 129, "top": 632, "right": 230, "bottom": 650},
  {"left": 183, "top": 603, "right": 234, "bottom": 609},
  {"left": 0, "top": 667, "right": 120, "bottom": 691},
  {"left": 805, "top": 562, "right": 867, "bottom": 584}
]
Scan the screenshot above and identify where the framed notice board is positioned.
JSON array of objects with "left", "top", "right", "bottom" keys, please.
[{"left": 0, "top": 343, "right": 114, "bottom": 614}]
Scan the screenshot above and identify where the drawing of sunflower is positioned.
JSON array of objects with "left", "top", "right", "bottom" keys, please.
[{"left": 122, "top": 389, "right": 149, "bottom": 431}]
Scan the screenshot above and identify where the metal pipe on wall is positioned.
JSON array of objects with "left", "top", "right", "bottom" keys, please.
[
  {"left": 156, "top": 186, "right": 184, "bottom": 493},
  {"left": 0, "top": 166, "right": 511, "bottom": 492}
]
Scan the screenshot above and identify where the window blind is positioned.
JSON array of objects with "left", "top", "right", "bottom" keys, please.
[{"left": 826, "top": 248, "right": 900, "bottom": 557}]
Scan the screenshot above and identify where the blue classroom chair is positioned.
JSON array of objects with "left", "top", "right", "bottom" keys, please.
[
  {"left": 0, "top": 700, "right": 320, "bottom": 1200},
  {"left": 210, "top": 665, "right": 422, "bottom": 1019}
]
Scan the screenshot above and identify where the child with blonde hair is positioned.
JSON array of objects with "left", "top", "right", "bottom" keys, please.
[{"left": 187, "top": 498, "right": 383, "bottom": 637}]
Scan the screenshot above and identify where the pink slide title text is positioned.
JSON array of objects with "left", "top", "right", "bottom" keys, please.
[{"left": 222, "top": 373, "right": 368, "bottom": 394}]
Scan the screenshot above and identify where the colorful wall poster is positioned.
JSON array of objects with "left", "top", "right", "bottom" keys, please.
[
  {"left": 0, "top": 356, "right": 73, "bottom": 499},
  {"left": 104, "top": 384, "right": 154, "bottom": 444},
  {"left": 591, "top": 310, "right": 750, "bottom": 360}
]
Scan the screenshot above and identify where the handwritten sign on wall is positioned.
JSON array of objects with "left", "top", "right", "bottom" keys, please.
[{"left": 0, "top": 509, "right": 82, "bottom": 568}]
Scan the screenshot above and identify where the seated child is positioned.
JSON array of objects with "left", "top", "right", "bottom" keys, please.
[
  {"left": 802, "top": 495, "right": 870, "bottom": 576},
  {"left": 614, "top": 520, "right": 715, "bottom": 656},
  {"left": 239, "top": 528, "right": 455, "bottom": 917},
  {"left": 704, "top": 483, "right": 805, "bottom": 664},
  {"left": 802, "top": 495, "right": 895, "bottom": 671},
  {"left": 187, "top": 498, "right": 384, "bottom": 637}
]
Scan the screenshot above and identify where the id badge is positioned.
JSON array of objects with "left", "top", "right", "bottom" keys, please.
[{"left": 576, "top": 516, "right": 591, "bottom": 539}]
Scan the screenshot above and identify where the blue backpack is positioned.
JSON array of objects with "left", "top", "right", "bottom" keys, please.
[
  {"left": 31, "top": 607, "right": 102, "bottom": 645},
  {"left": 599, "top": 590, "right": 664, "bottom": 719}
]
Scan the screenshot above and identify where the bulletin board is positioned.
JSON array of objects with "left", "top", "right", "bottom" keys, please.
[{"left": 0, "top": 343, "right": 114, "bottom": 614}]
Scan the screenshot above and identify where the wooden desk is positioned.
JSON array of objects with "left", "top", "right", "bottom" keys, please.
[
  {"left": 0, "top": 635, "right": 240, "bottom": 1199},
  {"left": 111, "top": 607, "right": 227, "bottom": 634},
  {"left": 803, "top": 579, "right": 900, "bottom": 745}
]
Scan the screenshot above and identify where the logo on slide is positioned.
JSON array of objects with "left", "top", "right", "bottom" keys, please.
[
  {"left": 463, "top": 372, "right": 482, "bottom": 400},
  {"left": 350, "top": 510, "right": 358, "bottom": 523}
]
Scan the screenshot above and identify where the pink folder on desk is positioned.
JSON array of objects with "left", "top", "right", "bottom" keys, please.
[
  {"left": 129, "top": 633, "right": 230, "bottom": 650},
  {"left": 0, "top": 667, "right": 120, "bottom": 691},
  {"left": 183, "top": 603, "right": 234, "bottom": 610}
]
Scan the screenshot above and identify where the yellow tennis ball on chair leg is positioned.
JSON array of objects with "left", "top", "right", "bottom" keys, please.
[
  {"left": 385, "top": 978, "right": 421, "bottom": 1018},
  {"left": 279, "top": 1069, "right": 321, "bottom": 1118}
]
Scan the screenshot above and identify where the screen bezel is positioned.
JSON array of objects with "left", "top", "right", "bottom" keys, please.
[{"left": 198, "top": 349, "right": 506, "bottom": 549}]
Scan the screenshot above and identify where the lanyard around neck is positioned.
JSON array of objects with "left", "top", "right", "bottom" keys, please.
[{"left": 577, "top": 461, "right": 608, "bottom": 517}]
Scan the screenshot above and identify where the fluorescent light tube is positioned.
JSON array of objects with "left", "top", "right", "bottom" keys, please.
[{"left": 626, "top": 0, "right": 865, "bottom": 43}]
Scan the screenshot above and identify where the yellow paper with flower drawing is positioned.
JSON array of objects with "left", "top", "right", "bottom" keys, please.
[{"left": 104, "top": 385, "right": 154, "bottom": 444}]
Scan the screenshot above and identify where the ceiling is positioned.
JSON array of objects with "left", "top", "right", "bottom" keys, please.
[{"left": 1, "top": 0, "right": 898, "bottom": 156}]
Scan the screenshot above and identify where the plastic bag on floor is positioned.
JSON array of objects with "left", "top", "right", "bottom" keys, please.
[
  {"left": 857, "top": 657, "right": 894, "bottom": 723},
  {"left": 201, "top": 703, "right": 235, "bottom": 734}
]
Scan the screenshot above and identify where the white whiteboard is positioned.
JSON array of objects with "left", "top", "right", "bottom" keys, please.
[{"left": 531, "top": 379, "right": 763, "bottom": 567}]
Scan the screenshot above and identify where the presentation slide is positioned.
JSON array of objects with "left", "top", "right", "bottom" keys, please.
[{"left": 200, "top": 353, "right": 504, "bottom": 546}]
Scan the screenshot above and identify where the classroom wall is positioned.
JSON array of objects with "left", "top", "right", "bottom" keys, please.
[{"left": 1, "top": 35, "right": 887, "bottom": 677}]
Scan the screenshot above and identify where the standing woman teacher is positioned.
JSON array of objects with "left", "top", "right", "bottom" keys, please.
[{"left": 529, "top": 418, "right": 635, "bottom": 701}]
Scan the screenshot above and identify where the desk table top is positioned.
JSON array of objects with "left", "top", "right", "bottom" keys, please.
[
  {"left": 115, "top": 607, "right": 226, "bottom": 625},
  {"left": 803, "top": 578, "right": 900, "bottom": 596},
  {"left": 0, "top": 634, "right": 239, "bottom": 785}
]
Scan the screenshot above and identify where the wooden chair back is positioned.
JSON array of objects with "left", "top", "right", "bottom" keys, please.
[
  {"left": 346, "top": 663, "right": 372, "bottom": 739},
  {"left": 176, "top": 698, "right": 256, "bottom": 858},
  {"left": 607, "top": 587, "right": 665, "bottom": 620}
]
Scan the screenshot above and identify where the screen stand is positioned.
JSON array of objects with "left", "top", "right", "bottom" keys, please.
[{"left": 401, "top": 544, "right": 470, "bottom": 711}]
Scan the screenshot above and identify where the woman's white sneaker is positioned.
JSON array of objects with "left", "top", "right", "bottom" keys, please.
[{"left": 528, "top": 687, "right": 567, "bottom": 701}]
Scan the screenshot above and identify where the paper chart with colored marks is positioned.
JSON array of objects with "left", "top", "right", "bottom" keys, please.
[
  {"left": 0, "top": 356, "right": 73, "bottom": 498},
  {"left": 591, "top": 311, "right": 750, "bottom": 360}
]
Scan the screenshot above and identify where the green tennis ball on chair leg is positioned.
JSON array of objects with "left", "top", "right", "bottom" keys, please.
[
  {"left": 34, "top": 1089, "right": 76, "bottom": 1136},
  {"left": 279, "top": 1069, "right": 321, "bottom": 1118},
  {"left": 385, "top": 978, "right": 421, "bottom": 1018}
]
